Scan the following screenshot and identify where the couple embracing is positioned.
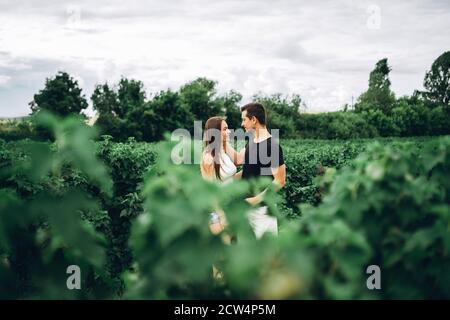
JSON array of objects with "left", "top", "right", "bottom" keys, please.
[{"left": 200, "top": 102, "right": 286, "bottom": 239}]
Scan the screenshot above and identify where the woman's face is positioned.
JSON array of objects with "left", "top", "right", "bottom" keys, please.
[{"left": 221, "top": 120, "right": 230, "bottom": 142}]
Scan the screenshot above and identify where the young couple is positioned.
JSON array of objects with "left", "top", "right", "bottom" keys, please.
[{"left": 200, "top": 102, "right": 286, "bottom": 239}]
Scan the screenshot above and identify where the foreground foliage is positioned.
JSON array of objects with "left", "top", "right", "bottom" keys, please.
[{"left": 1, "top": 113, "right": 449, "bottom": 299}]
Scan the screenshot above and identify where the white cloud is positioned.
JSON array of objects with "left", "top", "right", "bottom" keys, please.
[
  {"left": 0, "top": 75, "right": 12, "bottom": 86},
  {"left": 0, "top": 0, "right": 449, "bottom": 117}
]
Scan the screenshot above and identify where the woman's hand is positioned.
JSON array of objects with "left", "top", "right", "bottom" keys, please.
[
  {"left": 209, "top": 210, "right": 232, "bottom": 244},
  {"left": 209, "top": 221, "right": 224, "bottom": 235},
  {"left": 209, "top": 210, "right": 227, "bottom": 235}
]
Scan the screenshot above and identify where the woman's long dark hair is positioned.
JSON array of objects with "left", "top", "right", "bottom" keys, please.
[{"left": 203, "top": 116, "right": 225, "bottom": 180}]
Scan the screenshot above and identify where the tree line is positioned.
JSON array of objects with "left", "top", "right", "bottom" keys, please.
[{"left": 2, "top": 51, "right": 449, "bottom": 141}]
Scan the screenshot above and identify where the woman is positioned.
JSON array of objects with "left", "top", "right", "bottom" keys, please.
[
  {"left": 200, "top": 116, "right": 237, "bottom": 280},
  {"left": 200, "top": 116, "right": 237, "bottom": 236}
]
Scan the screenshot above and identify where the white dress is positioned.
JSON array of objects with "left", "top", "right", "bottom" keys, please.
[
  {"left": 218, "top": 149, "right": 237, "bottom": 183},
  {"left": 209, "top": 150, "right": 278, "bottom": 239}
]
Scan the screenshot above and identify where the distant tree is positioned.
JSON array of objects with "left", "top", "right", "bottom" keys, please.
[
  {"left": 91, "top": 83, "right": 119, "bottom": 115},
  {"left": 146, "top": 90, "right": 195, "bottom": 141},
  {"left": 117, "top": 78, "right": 146, "bottom": 118},
  {"left": 179, "top": 78, "right": 222, "bottom": 125},
  {"left": 215, "top": 90, "right": 242, "bottom": 130},
  {"left": 95, "top": 112, "right": 128, "bottom": 141},
  {"left": 30, "top": 71, "right": 88, "bottom": 117},
  {"left": 355, "top": 58, "right": 396, "bottom": 114},
  {"left": 361, "top": 109, "right": 400, "bottom": 137},
  {"left": 429, "top": 106, "right": 450, "bottom": 135},
  {"left": 91, "top": 78, "right": 146, "bottom": 141},
  {"left": 391, "top": 97, "right": 430, "bottom": 136},
  {"left": 91, "top": 82, "right": 124, "bottom": 140},
  {"left": 253, "top": 93, "right": 303, "bottom": 138},
  {"left": 423, "top": 51, "right": 450, "bottom": 110}
]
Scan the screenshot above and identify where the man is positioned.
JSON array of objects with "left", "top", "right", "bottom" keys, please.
[{"left": 225, "top": 102, "right": 286, "bottom": 238}]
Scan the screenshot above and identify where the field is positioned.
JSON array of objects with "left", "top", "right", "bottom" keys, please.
[{"left": 1, "top": 116, "right": 449, "bottom": 299}]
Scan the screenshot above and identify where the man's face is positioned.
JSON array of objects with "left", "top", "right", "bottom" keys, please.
[{"left": 241, "top": 110, "right": 254, "bottom": 132}]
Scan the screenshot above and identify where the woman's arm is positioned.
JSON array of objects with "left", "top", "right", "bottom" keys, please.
[
  {"left": 225, "top": 142, "right": 245, "bottom": 166},
  {"left": 271, "top": 164, "right": 286, "bottom": 190}
]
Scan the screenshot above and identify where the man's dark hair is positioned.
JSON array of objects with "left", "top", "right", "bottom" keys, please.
[{"left": 241, "top": 102, "right": 266, "bottom": 125}]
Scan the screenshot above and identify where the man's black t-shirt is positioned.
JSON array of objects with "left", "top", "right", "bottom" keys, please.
[{"left": 242, "top": 136, "right": 284, "bottom": 180}]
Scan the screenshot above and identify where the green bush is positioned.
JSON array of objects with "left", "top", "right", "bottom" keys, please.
[
  {"left": 0, "top": 112, "right": 114, "bottom": 299},
  {"left": 297, "top": 112, "right": 377, "bottom": 139},
  {"left": 95, "top": 136, "right": 157, "bottom": 285},
  {"left": 301, "top": 137, "right": 450, "bottom": 298},
  {"left": 391, "top": 98, "right": 431, "bottom": 136},
  {"left": 0, "top": 119, "right": 38, "bottom": 141},
  {"left": 361, "top": 109, "right": 400, "bottom": 137},
  {"left": 429, "top": 106, "right": 450, "bottom": 136}
]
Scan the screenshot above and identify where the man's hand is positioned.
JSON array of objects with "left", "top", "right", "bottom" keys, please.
[
  {"left": 246, "top": 165, "right": 286, "bottom": 206},
  {"left": 271, "top": 164, "right": 286, "bottom": 191}
]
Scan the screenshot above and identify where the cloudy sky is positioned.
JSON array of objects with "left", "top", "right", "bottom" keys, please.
[{"left": 0, "top": 0, "right": 449, "bottom": 117}]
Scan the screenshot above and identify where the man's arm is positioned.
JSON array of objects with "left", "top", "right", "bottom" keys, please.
[
  {"left": 271, "top": 164, "right": 286, "bottom": 191},
  {"left": 225, "top": 142, "right": 245, "bottom": 166},
  {"left": 245, "top": 164, "right": 286, "bottom": 206}
]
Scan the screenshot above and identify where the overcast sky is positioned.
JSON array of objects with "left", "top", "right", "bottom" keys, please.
[{"left": 0, "top": 0, "right": 449, "bottom": 117}]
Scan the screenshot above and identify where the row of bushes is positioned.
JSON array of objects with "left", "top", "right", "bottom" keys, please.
[
  {"left": 2, "top": 104, "right": 448, "bottom": 143},
  {"left": 295, "top": 103, "right": 450, "bottom": 140},
  {"left": 0, "top": 119, "right": 37, "bottom": 141},
  {"left": 3, "top": 101, "right": 448, "bottom": 143}
]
